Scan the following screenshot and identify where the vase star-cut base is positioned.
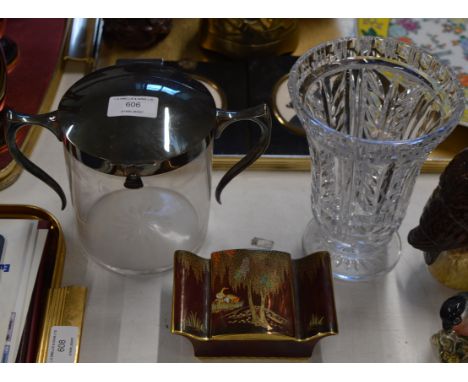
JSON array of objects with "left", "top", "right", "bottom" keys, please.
[{"left": 302, "top": 218, "right": 402, "bottom": 282}]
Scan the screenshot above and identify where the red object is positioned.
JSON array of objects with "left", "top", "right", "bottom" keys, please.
[
  {"left": 0, "top": 19, "right": 6, "bottom": 38},
  {"left": 0, "top": 19, "right": 66, "bottom": 169}
]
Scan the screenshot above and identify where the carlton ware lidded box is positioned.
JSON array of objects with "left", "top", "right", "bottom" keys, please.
[{"left": 172, "top": 249, "right": 338, "bottom": 358}]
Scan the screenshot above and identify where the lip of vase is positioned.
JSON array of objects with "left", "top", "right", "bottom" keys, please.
[{"left": 288, "top": 37, "right": 465, "bottom": 147}]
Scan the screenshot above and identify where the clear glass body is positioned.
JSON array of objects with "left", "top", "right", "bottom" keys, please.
[
  {"left": 289, "top": 37, "right": 464, "bottom": 281},
  {"left": 65, "top": 144, "right": 213, "bottom": 274}
]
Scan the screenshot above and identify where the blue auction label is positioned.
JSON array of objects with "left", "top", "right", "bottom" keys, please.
[
  {"left": 2, "top": 344, "right": 10, "bottom": 363},
  {"left": 0, "top": 264, "right": 10, "bottom": 272},
  {"left": 0, "top": 234, "right": 4, "bottom": 260},
  {"left": 0, "top": 235, "right": 9, "bottom": 272}
]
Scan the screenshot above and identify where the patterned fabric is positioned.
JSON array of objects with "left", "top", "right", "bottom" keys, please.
[{"left": 358, "top": 18, "right": 468, "bottom": 126}]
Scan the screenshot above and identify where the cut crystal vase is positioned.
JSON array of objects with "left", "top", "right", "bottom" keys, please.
[{"left": 288, "top": 37, "right": 465, "bottom": 281}]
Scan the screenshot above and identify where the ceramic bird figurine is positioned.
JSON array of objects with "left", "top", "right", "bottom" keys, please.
[
  {"left": 431, "top": 292, "right": 468, "bottom": 362},
  {"left": 408, "top": 148, "right": 468, "bottom": 289}
]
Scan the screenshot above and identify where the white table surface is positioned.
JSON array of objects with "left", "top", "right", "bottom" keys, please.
[{"left": 1, "top": 65, "right": 457, "bottom": 363}]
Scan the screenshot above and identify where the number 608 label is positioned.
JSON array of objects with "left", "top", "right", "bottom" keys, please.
[{"left": 47, "top": 326, "right": 79, "bottom": 363}]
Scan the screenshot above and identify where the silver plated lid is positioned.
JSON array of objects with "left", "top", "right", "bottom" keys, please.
[
  {"left": 5, "top": 62, "right": 272, "bottom": 210},
  {"left": 58, "top": 62, "right": 216, "bottom": 176}
]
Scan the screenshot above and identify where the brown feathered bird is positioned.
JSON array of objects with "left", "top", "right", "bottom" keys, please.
[{"left": 408, "top": 148, "right": 468, "bottom": 266}]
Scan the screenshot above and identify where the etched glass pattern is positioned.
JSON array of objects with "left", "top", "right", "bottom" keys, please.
[
  {"left": 67, "top": 145, "right": 212, "bottom": 274},
  {"left": 289, "top": 37, "right": 465, "bottom": 280}
]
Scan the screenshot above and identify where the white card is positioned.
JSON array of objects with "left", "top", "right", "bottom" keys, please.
[
  {"left": 107, "top": 96, "right": 159, "bottom": 118},
  {"left": 0, "top": 220, "right": 37, "bottom": 360},
  {"left": 0, "top": 220, "right": 49, "bottom": 362},
  {"left": 47, "top": 326, "right": 79, "bottom": 363},
  {"left": 7, "top": 228, "right": 48, "bottom": 362}
]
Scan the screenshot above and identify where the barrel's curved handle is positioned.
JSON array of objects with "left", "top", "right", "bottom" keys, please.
[
  {"left": 4, "top": 109, "right": 67, "bottom": 209},
  {"left": 214, "top": 104, "right": 272, "bottom": 204}
]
